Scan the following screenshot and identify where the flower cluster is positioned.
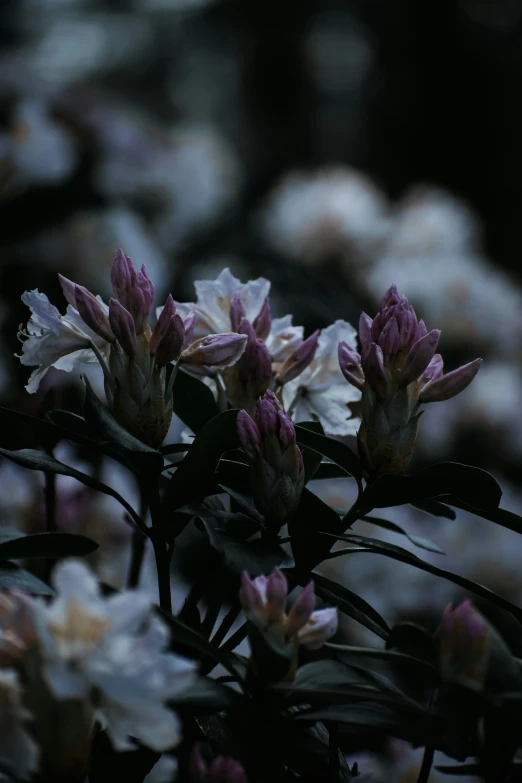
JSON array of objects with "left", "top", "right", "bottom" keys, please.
[
  {"left": 339, "top": 284, "right": 482, "bottom": 477},
  {"left": 18, "top": 251, "right": 247, "bottom": 446},
  {"left": 0, "top": 560, "right": 195, "bottom": 780}
]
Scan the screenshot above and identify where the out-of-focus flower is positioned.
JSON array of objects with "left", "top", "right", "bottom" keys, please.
[
  {"left": 260, "top": 167, "right": 390, "bottom": 264},
  {"left": 436, "top": 601, "right": 490, "bottom": 690},
  {"left": 239, "top": 567, "right": 337, "bottom": 651},
  {"left": 0, "top": 668, "right": 39, "bottom": 781},
  {"left": 237, "top": 392, "right": 304, "bottom": 531},
  {"left": 191, "top": 743, "right": 247, "bottom": 783},
  {"left": 19, "top": 251, "right": 246, "bottom": 446},
  {"left": 144, "top": 754, "right": 178, "bottom": 783},
  {"left": 283, "top": 320, "right": 361, "bottom": 435},
  {"left": 340, "top": 285, "right": 481, "bottom": 477}
]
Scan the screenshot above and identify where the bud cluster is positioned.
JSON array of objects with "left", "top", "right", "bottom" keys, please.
[
  {"left": 191, "top": 743, "right": 247, "bottom": 783},
  {"left": 237, "top": 391, "right": 304, "bottom": 530},
  {"left": 339, "top": 284, "right": 481, "bottom": 477}
]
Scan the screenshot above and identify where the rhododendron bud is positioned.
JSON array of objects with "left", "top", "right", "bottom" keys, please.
[
  {"left": 437, "top": 601, "right": 491, "bottom": 689},
  {"left": 341, "top": 285, "right": 481, "bottom": 478},
  {"left": 150, "top": 295, "right": 176, "bottom": 354},
  {"left": 297, "top": 606, "right": 338, "bottom": 650},
  {"left": 74, "top": 287, "right": 115, "bottom": 344},
  {"left": 275, "top": 330, "right": 319, "bottom": 385},
  {"left": 285, "top": 582, "right": 315, "bottom": 636},
  {"left": 252, "top": 295, "right": 271, "bottom": 340},
  {"left": 222, "top": 319, "right": 272, "bottom": 410},
  {"left": 191, "top": 744, "right": 247, "bottom": 783},
  {"left": 110, "top": 250, "right": 154, "bottom": 335},
  {"left": 229, "top": 291, "right": 247, "bottom": 332},
  {"left": 181, "top": 333, "right": 247, "bottom": 368},
  {"left": 108, "top": 299, "right": 137, "bottom": 356},
  {"left": 237, "top": 393, "right": 304, "bottom": 530}
]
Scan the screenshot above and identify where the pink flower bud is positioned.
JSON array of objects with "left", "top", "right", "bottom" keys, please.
[
  {"left": 275, "top": 330, "right": 319, "bottom": 385},
  {"left": 239, "top": 572, "right": 266, "bottom": 626},
  {"left": 421, "top": 353, "right": 444, "bottom": 385},
  {"left": 437, "top": 600, "right": 490, "bottom": 688},
  {"left": 338, "top": 341, "right": 364, "bottom": 390},
  {"left": 277, "top": 410, "right": 296, "bottom": 449},
  {"left": 237, "top": 410, "right": 262, "bottom": 459},
  {"left": 75, "top": 286, "right": 115, "bottom": 343},
  {"left": 208, "top": 758, "right": 247, "bottom": 783},
  {"left": 108, "top": 299, "right": 137, "bottom": 355},
  {"left": 58, "top": 274, "right": 81, "bottom": 307},
  {"left": 150, "top": 295, "right": 176, "bottom": 353},
  {"left": 359, "top": 312, "right": 373, "bottom": 349},
  {"left": 155, "top": 314, "right": 185, "bottom": 367},
  {"left": 380, "top": 283, "right": 400, "bottom": 310},
  {"left": 419, "top": 358, "right": 482, "bottom": 403},
  {"left": 400, "top": 329, "right": 440, "bottom": 387},
  {"left": 181, "top": 333, "right": 247, "bottom": 368},
  {"left": 255, "top": 395, "right": 278, "bottom": 437},
  {"left": 297, "top": 607, "right": 338, "bottom": 650},
  {"left": 235, "top": 318, "right": 273, "bottom": 396},
  {"left": 363, "top": 342, "right": 388, "bottom": 399},
  {"left": 285, "top": 581, "right": 316, "bottom": 636},
  {"left": 110, "top": 250, "right": 155, "bottom": 334},
  {"left": 378, "top": 316, "right": 400, "bottom": 362},
  {"left": 111, "top": 248, "right": 136, "bottom": 303},
  {"left": 252, "top": 296, "right": 272, "bottom": 340},
  {"left": 265, "top": 567, "right": 288, "bottom": 624},
  {"left": 230, "top": 292, "right": 247, "bottom": 332}
]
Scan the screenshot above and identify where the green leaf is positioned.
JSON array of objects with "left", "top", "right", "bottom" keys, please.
[
  {"left": 159, "top": 443, "right": 191, "bottom": 455},
  {"left": 217, "top": 485, "right": 265, "bottom": 526},
  {"left": 170, "top": 675, "right": 244, "bottom": 712},
  {"left": 0, "top": 447, "right": 143, "bottom": 532},
  {"left": 0, "top": 561, "right": 53, "bottom": 595},
  {"left": 0, "top": 532, "right": 98, "bottom": 560},
  {"left": 82, "top": 378, "right": 164, "bottom": 475},
  {"left": 172, "top": 368, "right": 219, "bottom": 434},
  {"left": 202, "top": 518, "right": 290, "bottom": 576},
  {"left": 295, "top": 425, "right": 363, "bottom": 491},
  {"left": 310, "top": 572, "right": 390, "bottom": 641},
  {"left": 410, "top": 499, "right": 456, "bottom": 520},
  {"left": 362, "top": 462, "right": 502, "bottom": 513},
  {"left": 289, "top": 487, "right": 346, "bottom": 572},
  {"left": 246, "top": 619, "right": 294, "bottom": 685},
  {"left": 446, "top": 500, "right": 522, "bottom": 536},
  {"left": 312, "top": 462, "right": 354, "bottom": 481},
  {"left": 295, "top": 421, "right": 326, "bottom": 484},
  {"left": 360, "top": 516, "right": 445, "bottom": 554},
  {"left": 162, "top": 409, "right": 241, "bottom": 516},
  {"left": 323, "top": 533, "right": 522, "bottom": 624},
  {"left": 0, "top": 405, "right": 63, "bottom": 445},
  {"left": 325, "top": 642, "right": 439, "bottom": 682}
]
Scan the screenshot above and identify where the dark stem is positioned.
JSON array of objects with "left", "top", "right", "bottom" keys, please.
[
  {"left": 211, "top": 603, "right": 240, "bottom": 647},
  {"left": 149, "top": 484, "right": 172, "bottom": 613},
  {"left": 43, "top": 470, "right": 57, "bottom": 533},
  {"left": 328, "top": 722, "right": 339, "bottom": 783},
  {"left": 416, "top": 746, "right": 434, "bottom": 783},
  {"left": 201, "top": 565, "right": 229, "bottom": 638},
  {"left": 127, "top": 488, "right": 149, "bottom": 589}
]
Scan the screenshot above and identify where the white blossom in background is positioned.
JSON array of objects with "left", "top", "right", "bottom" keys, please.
[
  {"left": 283, "top": 320, "right": 361, "bottom": 435},
  {"left": 0, "top": 668, "right": 39, "bottom": 781},
  {"left": 144, "top": 754, "right": 178, "bottom": 783},
  {"left": 259, "top": 167, "right": 390, "bottom": 264},
  {"left": 30, "top": 560, "right": 195, "bottom": 752}
]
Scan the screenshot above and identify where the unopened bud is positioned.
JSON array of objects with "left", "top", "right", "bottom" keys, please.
[
  {"left": 252, "top": 296, "right": 272, "bottom": 340},
  {"left": 419, "top": 358, "right": 482, "bottom": 403},
  {"left": 285, "top": 582, "right": 315, "bottom": 636},
  {"left": 74, "top": 287, "right": 115, "bottom": 343},
  {"left": 181, "top": 333, "right": 247, "bottom": 368},
  {"left": 108, "top": 299, "right": 137, "bottom": 356},
  {"left": 230, "top": 292, "right": 247, "bottom": 332},
  {"left": 237, "top": 410, "right": 262, "bottom": 460},
  {"left": 276, "top": 330, "right": 319, "bottom": 385},
  {"left": 297, "top": 607, "right": 338, "bottom": 650}
]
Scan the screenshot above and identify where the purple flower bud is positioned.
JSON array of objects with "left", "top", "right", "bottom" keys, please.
[
  {"left": 58, "top": 274, "right": 81, "bottom": 307},
  {"left": 239, "top": 571, "right": 265, "bottom": 622},
  {"left": 263, "top": 389, "right": 283, "bottom": 410},
  {"left": 395, "top": 303, "right": 417, "bottom": 351},
  {"left": 400, "top": 329, "right": 440, "bottom": 387},
  {"left": 155, "top": 314, "right": 185, "bottom": 367},
  {"left": 111, "top": 248, "right": 136, "bottom": 303},
  {"left": 438, "top": 600, "right": 490, "bottom": 688},
  {"left": 363, "top": 343, "right": 388, "bottom": 399},
  {"left": 265, "top": 567, "right": 288, "bottom": 623},
  {"left": 208, "top": 758, "right": 248, "bottom": 783},
  {"left": 108, "top": 299, "right": 137, "bottom": 355},
  {"left": 230, "top": 292, "right": 247, "bottom": 333},
  {"left": 419, "top": 358, "right": 482, "bottom": 403},
  {"left": 150, "top": 295, "right": 176, "bottom": 353},
  {"left": 255, "top": 395, "right": 278, "bottom": 437},
  {"left": 415, "top": 318, "right": 428, "bottom": 342},
  {"left": 182, "top": 311, "right": 196, "bottom": 349},
  {"left": 359, "top": 312, "right": 373, "bottom": 349},
  {"left": 285, "top": 581, "right": 316, "bottom": 636},
  {"left": 275, "top": 330, "right": 319, "bottom": 385},
  {"left": 237, "top": 410, "right": 262, "bottom": 460},
  {"left": 252, "top": 296, "right": 272, "bottom": 340},
  {"left": 378, "top": 316, "right": 400, "bottom": 362},
  {"left": 110, "top": 250, "right": 155, "bottom": 334},
  {"left": 338, "top": 342, "right": 364, "bottom": 390},
  {"left": 190, "top": 743, "right": 208, "bottom": 782},
  {"left": 277, "top": 410, "right": 296, "bottom": 449},
  {"left": 181, "top": 333, "right": 248, "bottom": 368},
  {"left": 75, "top": 287, "right": 115, "bottom": 343},
  {"left": 380, "top": 284, "right": 400, "bottom": 310},
  {"left": 421, "top": 353, "right": 444, "bottom": 385},
  {"left": 297, "top": 607, "right": 338, "bottom": 650},
  {"left": 236, "top": 318, "right": 273, "bottom": 392}
]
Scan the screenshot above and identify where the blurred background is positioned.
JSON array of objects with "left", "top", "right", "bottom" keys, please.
[{"left": 0, "top": 1, "right": 521, "bottom": 778}]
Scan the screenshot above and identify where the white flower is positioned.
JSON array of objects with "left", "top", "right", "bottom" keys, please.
[
  {"left": 0, "top": 668, "right": 39, "bottom": 781},
  {"left": 265, "top": 315, "right": 304, "bottom": 364},
  {"left": 283, "top": 320, "right": 361, "bottom": 435},
  {"left": 31, "top": 560, "right": 195, "bottom": 753},
  {"left": 171, "top": 267, "right": 270, "bottom": 339},
  {"left": 18, "top": 290, "right": 111, "bottom": 393},
  {"left": 144, "top": 754, "right": 178, "bottom": 783}
]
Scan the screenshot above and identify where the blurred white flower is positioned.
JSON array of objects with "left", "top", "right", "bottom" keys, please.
[
  {"left": 18, "top": 290, "right": 110, "bottom": 393},
  {"left": 31, "top": 560, "right": 195, "bottom": 752},
  {"left": 144, "top": 754, "right": 178, "bottom": 783},
  {"left": 283, "top": 320, "right": 361, "bottom": 435},
  {"left": 260, "top": 167, "right": 390, "bottom": 263},
  {"left": 0, "top": 668, "right": 39, "bottom": 781}
]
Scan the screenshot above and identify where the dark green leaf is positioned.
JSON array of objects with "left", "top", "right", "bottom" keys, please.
[
  {"left": 203, "top": 519, "right": 290, "bottom": 575},
  {"left": 289, "top": 487, "right": 346, "bottom": 572},
  {"left": 295, "top": 421, "right": 326, "bottom": 484},
  {"left": 435, "top": 765, "right": 483, "bottom": 776},
  {"left": 172, "top": 368, "right": 219, "bottom": 434},
  {"left": 0, "top": 447, "right": 143, "bottom": 532},
  {"left": 311, "top": 572, "right": 390, "bottom": 640},
  {"left": 312, "top": 462, "right": 353, "bottom": 481},
  {"left": 162, "top": 409, "right": 241, "bottom": 516},
  {"left": 246, "top": 619, "right": 294, "bottom": 685},
  {"left": 0, "top": 561, "right": 53, "bottom": 595},
  {"left": 362, "top": 462, "right": 501, "bottom": 513},
  {"left": 170, "top": 675, "right": 243, "bottom": 712},
  {"left": 0, "top": 532, "right": 98, "bottom": 560},
  {"left": 295, "top": 425, "right": 363, "bottom": 491},
  {"left": 410, "top": 499, "right": 456, "bottom": 520},
  {"left": 446, "top": 500, "right": 522, "bottom": 536},
  {"left": 0, "top": 405, "right": 63, "bottom": 444},
  {"left": 217, "top": 485, "right": 265, "bottom": 526},
  {"left": 323, "top": 533, "right": 522, "bottom": 623},
  {"left": 360, "top": 516, "right": 445, "bottom": 554},
  {"left": 325, "top": 643, "right": 439, "bottom": 681},
  {"left": 386, "top": 622, "right": 439, "bottom": 671},
  {"left": 159, "top": 443, "right": 191, "bottom": 455}
]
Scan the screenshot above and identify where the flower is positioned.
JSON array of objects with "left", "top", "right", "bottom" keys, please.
[
  {"left": 191, "top": 743, "right": 247, "bottom": 783},
  {"left": 283, "top": 320, "right": 361, "bottom": 435},
  {"left": 237, "top": 392, "right": 304, "bottom": 530},
  {"left": 27, "top": 560, "right": 195, "bottom": 753},
  {"left": 239, "top": 567, "right": 338, "bottom": 651},
  {"left": 0, "top": 668, "right": 39, "bottom": 781},
  {"left": 19, "top": 251, "right": 247, "bottom": 446},
  {"left": 340, "top": 284, "right": 481, "bottom": 477},
  {"left": 436, "top": 601, "right": 490, "bottom": 690}
]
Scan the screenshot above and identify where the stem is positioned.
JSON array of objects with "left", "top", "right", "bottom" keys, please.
[
  {"left": 328, "top": 723, "right": 339, "bottom": 783},
  {"left": 88, "top": 340, "right": 115, "bottom": 396},
  {"left": 165, "top": 358, "right": 182, "bottom": 405},
  {"left": 201, "top": 565, "right": 228, "bottom": 638},
  {"left": 210, "top": 603, "right": 240, "bottom": 647},
  {"left": 127, "top": 487, "right": 149, "bottom": 589},
  {"left": 287, "top": 387, "right": 303, "bottom": 418},
  {"left": 416, "top": 746, "right": 434, "bottom": 783},
  {"left": 148, "top": 484, "right": 172, "bottom": 613},
  {"left": 215, "top": 372, "right": 228, "bottom": 412}
]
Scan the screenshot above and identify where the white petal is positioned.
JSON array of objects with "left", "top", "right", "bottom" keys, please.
[
  {"left": 106, "top": 592, "right": 151, "bottom": 636},
  {"left": 53, "top": 560, "right": 102, "bottom": 602},
  {"left": 0, "top": 669, "right": 39, "bottom": 781},
  {"left": 301, "top": 385, "right": 361, "bottom": 436},
  {"left": 144, "top": 755, "right": 178, "bottom": 783},
  {"left": 266, "top": 315, "right": 304, "bottom": 362},
  {"left": 43, "top": 661, "right": 89, "bottom": 699}
]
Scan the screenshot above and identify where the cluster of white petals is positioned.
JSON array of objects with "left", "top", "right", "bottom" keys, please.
[{"left": 0, "top": 668, "right": 39, "bottom": 780}]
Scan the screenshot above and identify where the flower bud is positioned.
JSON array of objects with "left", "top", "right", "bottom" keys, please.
[
  {"left": 265, "top": 568, "right": 288, "bottom": 624},
  {"left": 74, "top": 287, "right": 115, "bottom": 344},
  {"left": 297, "top": 607, "right": 338, "bottom": 650},
  {"left": 275, "top": 330, "right": 319, "bottom": 385},
  {"left": 222, "top": 320, "right": 272, "bottom": 410},
  {"left": 237, "top": 410, "right": 262, "bottom": 460},
  {"left": 108, "top": 299, "right": 137, "bottom": 356},
  {"left": 419, "top": 358, "right": 482, "bottom": 403},
  {"left": 400, "top": 329, "right": 440, "bottom": 387},
  {"left": 437, "top": 601, "right": 490, "bottom": 689},
  {"left": 154, "top": 314, "right": 185, "bottom": 367},
  {"left": 229, "top": 292, "right": 247, "bottom": 332},
  {"left": 191, "top": 744, "right": 247, "bottom": 783},
  {"left": 284, "top": 582, "right": 315, "bottom": 636},
  {"left": 338, "top": 341, "right": 364, "bottom": 390},
  {"left": 150, "top": 295, "right": 176, "bottom": 353},
  {"left": 252, "top": 296, "right": 271, "bottom": 340},
  {"left": 239, "top": 572, "right": 266, "bottom": 626},
  {"left": 110, "top": 250, "right": 154, "bottom": 335},
  {"left": 363, "top": 343, "right": 388, "bottom": 399},
  {"left": 181, "top": 333, "right": 247, "bottom": 368}
]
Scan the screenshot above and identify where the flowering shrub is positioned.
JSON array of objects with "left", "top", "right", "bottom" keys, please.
[{"left": 0, "top": 251, "right": 520, "bottom": 782}]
